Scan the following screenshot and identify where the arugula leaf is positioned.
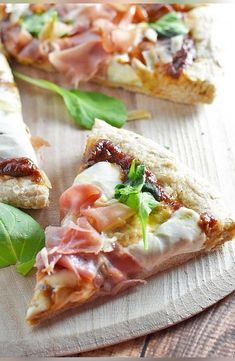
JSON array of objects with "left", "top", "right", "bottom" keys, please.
[
  {"left": 149, "top": 11, "right": 189, "bottom": 38},
  {"left": 115, "top": 160, "right": 159, "bottom": 249},
  {"left": 0, "top": 203, "right": 45, "bottom": 276},
  {"left": 138, "top": 193, "right": 158, "bottom": 249},
  {"left": 21, "top": 9, "right": 58, "bottom": 37},
  {"left": 13, "top": 71, "right": 127, "bottom": 130},
  {"left": 128, "top": 160, "right": 145, "bottom": 188}
]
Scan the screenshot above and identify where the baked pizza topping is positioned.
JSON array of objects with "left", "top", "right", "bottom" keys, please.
[
  {"left": 83, "top": 139, "right": 179, "bottom": 206},
  {"left": 0, "top": 157, "right": 43, "bottom": 183},
  {"left": 83, "top": 139, "right": 219, "bottom": 238},
  {"left": 0, "top": 4, "right": 196, "bottom": 85},
  {"left": 34, "top": 159, "right": 206, "bottom": 292},
  {"left": 165, "top": 36, "right": 196, "bottom": 78}
]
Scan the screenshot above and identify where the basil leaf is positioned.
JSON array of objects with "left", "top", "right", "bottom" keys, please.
[
  {"left": 13, "top": 71, "right": 127, "bottom": 130},
  {"left": 149, "top": 11, "right": 188, "bottom": 38},
  {"left": 0, "top": 203, "right": 45, "bottom": 276},
  {"left": 21, "top": 9, "right": 58, "bottom": 37},
  {"left": 115, "top": 160, "right": 159, "bottom": 249},
  {"left": 69, "top": 90, "right": 127, "bottom": 129},
  {"left": 142, "top": 182, "right": 160, "bottom": 201},
  {"left": 138, "top": 192, "right": 158, "bottom": 249}
]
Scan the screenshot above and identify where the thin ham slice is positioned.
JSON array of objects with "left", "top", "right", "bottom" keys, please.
[
  {"left": 45, "top": 226, "right": 64, "bottom": 248},
  {"left": 1, "top": 23, "right": 32, "bottom": 58},
  {"left": 49, "top": 36, "right": 109, "bottom": 85},
  {"left": 57, "top": 254, "right": 98, "bottom": 281},
  {"left": 110, "top": 28, "right": 136, "bottom": 53},
  {"left": 81, "top": 202, "right": 134, "bottom": 232},
  {"left": 18, "top": 38, "right": 48, "bottom": 64},
  {"left": 35, "top": 164, "right": 144, "bottom": 300},
  {"left": 58, "top": 217, "right": 102, "bottom": 254},
  {"left": 35, "top": 247, "right": 62, "bottom": 274},
  {"left": 59, "top": 183, "right": 102, "bottom": 220}
]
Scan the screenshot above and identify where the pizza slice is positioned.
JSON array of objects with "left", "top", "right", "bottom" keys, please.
[
  {"left": 0, "top": 4, "right": 221, "bottom": 104},
  {"left": 0, "top": 52, "right": 50, "bottom": 208},
  {"left": 26, "top": 119, "right": 235, "bottom": 325}
]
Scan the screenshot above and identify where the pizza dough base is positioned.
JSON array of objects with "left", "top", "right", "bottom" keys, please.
[{"left": 94, "top": 6, "right": 222, "bottom": 104}]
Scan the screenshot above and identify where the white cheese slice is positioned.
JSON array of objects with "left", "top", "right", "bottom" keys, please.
[
  {"left": 155, "top": 45, "right": 173, "bottom": 64},
  {"left": 127, "top": 207, "right": 206, "bottom": 270},
  {"left": 144, "top": 28, "right": 158, "bottom": 43},
  {"left": 171, "top": 35, "right": 184, "bottom": 54},
  {"left": 6, "top": 4, "right": 30, "bottom": 23},
  {"left": 107, "top": 60, "right": 142, "bottom": 87},
  {"left": 74, "top": 161, "right": 122, "bottom": 200}
]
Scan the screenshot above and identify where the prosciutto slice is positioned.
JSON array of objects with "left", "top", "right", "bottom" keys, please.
[
  {"left": 49, "top": 35, "right": 109, "bottom": 85},
  {"left": 36, "top": 180, "right": 144, "bottom": 298},
  {"left": 58, "top": 217, "right": 102, "bottom": 254},
  {"left": 59, "top": 183, "right": 101, "bottom": 220},
  {"left": 82, "top": 202, "right": 134, "bottom": 232}
]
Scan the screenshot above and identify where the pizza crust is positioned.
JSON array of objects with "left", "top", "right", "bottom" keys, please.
[
  {"left": 0, "top": 52, "right": 51, "bottom": 208},
  {"left": 0, "top": 174, "right": 50, "bottom": 209},
  {"left": 84, "top": 119, "right": 235, "bottom": 249},
  {"left": 95, "top": 6, "right": 222, "bottom": 104}
]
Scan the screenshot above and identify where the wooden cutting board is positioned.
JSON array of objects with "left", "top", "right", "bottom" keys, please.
[{"left": 0, "top": 62, "right": 234, "bottom": 357}]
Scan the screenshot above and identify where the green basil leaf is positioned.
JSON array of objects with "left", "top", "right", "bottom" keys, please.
[
  {"left": 149, "top": 11, "right": 189, "bottom": 38},
  {"left": 115, "top": 160, "right": 159, "bottom": 248},
  {"left": 21, "top": 9, "right": 58, "bottom": 37},
  {"left": 0, "top": 203, "right": 45, "bottom": 276},
  {"left": 138, "top": 192, "right": 158, "bottom": 249},
  {"left": 13, "top": 71, "right": 127, "bottom": 130},
  {"left": 69, "top": 90, "right": 127, "bottom": 129}
]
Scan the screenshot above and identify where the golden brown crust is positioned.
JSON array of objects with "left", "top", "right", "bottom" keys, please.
[
  {"left": 0, "top": 173, "right": 50, "bottom": 209},
  {"left": 95, "top": 6, "right": 222, "bottom": 104},
  {"left": 84, "top": 119, "right": 235, "bottom": 250}
]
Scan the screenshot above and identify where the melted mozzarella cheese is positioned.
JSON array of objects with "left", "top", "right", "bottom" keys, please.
[
  {"left": 171, "top": 35, "right": 184, "bottom": 54},
  {"left": 107, "top": 60, "right": 143, "bottom": 87},
  {"left": 74, "top": 161, "right": 122, "bottom": 200},
  {"left": 74, "top": 163, "right": 206, "bottom": 270},
  {"left": 127, "top": 207, "right": 206, "bottom": 270}
]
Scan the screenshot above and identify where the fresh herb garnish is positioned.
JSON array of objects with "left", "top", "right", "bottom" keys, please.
[
  {"left": 13, "top": 71, "right": 127, "bottom": 130},
  {"left": 0, "top": 203, "right": 45, "bottom": 275},
  {"left": 21, "top": 9, "right": 58, "bottom": 37},
  {"left": 149, "top": 11, "right": 189, "bottom": 38},
  {"left": 115, "top": 160, "right": 159, "bottom": 249}
]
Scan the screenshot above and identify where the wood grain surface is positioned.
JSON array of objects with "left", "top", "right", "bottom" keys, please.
[
  {"left": 0, "top": 51, "right": 234, "bottom": 356},
  {"left": 79, "top": 292, "right": 235, "bottom": 357}
]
